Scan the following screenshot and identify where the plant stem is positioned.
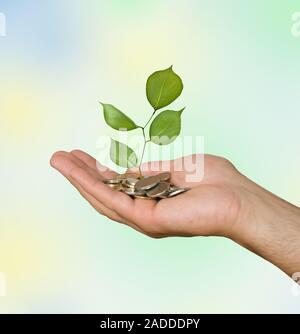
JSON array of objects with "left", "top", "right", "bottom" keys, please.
[
  {"left": 144, "top": 110, "right": 156, "bottom": 128},
  {"left": 139, "top": 128, "right": 147, "bottom": 177},
  {"left": 138, "top": 109, "right": 157, "bottom": 177}
]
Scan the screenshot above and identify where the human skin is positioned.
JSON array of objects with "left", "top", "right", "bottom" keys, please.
[{"left": 50, "top": 150, "right": 300, "bottom": 277}]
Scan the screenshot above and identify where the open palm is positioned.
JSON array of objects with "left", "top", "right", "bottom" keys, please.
[{"left": 50, "top": 150, "right": 245, "bottom": 238}]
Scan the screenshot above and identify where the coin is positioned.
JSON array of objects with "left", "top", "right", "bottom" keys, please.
[
  {"left": 122, "top": 187, "right": 146, "bottom": 196},
  {"left": 103, "top": 173, "right": 189, "bottom": 200},
  {"left": 105, "top": 183, "right": 122, "bottom": 191},
  {"left": 104, "top": 178, "right": 121, "bottom": 184},
  {"left": 121, "top": 188, "right": 136, "bottom": 196},
  {"left": 122, "top": 178, "right": 140, "bottom": 190},
  {"left": 167, "top": 187, "right": 188, "bottom": 197},
  {"left": 133, "top": 195, "right": 153, "bottom": 200},
  {"left": 158, "top": 194, "right": 169, "bottom": 199},
  {"left": 146, "top": 181, "right": 170, "bottom": 198},
  {"left": 125, "top": 177, "right": 139, "bottom": 187},
  {"left": 157, "top": 172, "right": 171, "bottom": 182},
  {"left": 135, "top": 175, "right": 161, "bottom": 191},
  {"left": 121, "top": 179, "right": 133, "bottom": 188}
]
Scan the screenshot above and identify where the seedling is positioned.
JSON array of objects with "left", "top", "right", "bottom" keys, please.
[{"left": 100, "top": 66, "right": 185, "bottom": 176}]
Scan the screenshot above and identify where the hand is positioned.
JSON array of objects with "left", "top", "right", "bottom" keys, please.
[
  {"left": 50, "top": 150, "right": 244, "bottom": 238},
  {"left": 50, "top": 150, "right": 300, "bottom": 276}
]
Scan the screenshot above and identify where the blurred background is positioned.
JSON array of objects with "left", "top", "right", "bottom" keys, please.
[{"left": 0, "top": 0, "right": 299, "bottom": 313}]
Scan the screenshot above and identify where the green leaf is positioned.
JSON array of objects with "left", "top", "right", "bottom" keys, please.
[
  {"left": 101, "top": 103, "right": 138, "bottom": 131},
  {"left": 146, "top": 66, "right": 183, "bottom": 110},
  {"left": 110, "top": 139, "right": 138, "bottom": 168},
  {"left": 149, "top": 108, "right": 184, "bottom": 145}
]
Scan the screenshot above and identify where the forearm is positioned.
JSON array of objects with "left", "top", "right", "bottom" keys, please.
[{"left": 232, "top": 177, "right": 300, "bottom": 277}]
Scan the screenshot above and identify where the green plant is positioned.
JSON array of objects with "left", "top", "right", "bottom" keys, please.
[{"left": 101, "top": 66, "right": 184, "bottom": 176}]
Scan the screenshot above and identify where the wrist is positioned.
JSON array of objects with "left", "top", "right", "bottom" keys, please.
[{"left": 230, "top": 176, "right": 300, "bottom": 276}]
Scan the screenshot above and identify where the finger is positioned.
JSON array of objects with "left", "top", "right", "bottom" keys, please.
[
  {"left": 70, "top": 149, "right": 117, "bottom": 179},
  {"left": 58, "top": 153, "right": 130, "bottom": 223},
  {"left": 51, "top": 154, "right": 137, "bottom": 222},
  {"left": 71, "top": 178, "right": 123, "bottom": 221},
  {"left": 68, "top": 176, "right": 145, "bottom": 234},
  {"left": 70, "top": 166, "right": 137, "bottom": 221},
  {"left": 69, "top": 174, "right": 158, "bottom": 237},
  {"left": 51, "top": 153, "right": 146, "bottom": 232},
  {"left": 70, "top": 149, "right": 98, "bottom": 170},
  {"left": 68, "top": 153, "right": 158, "bottom": 229},
  {"left": 56, "top": 151, "right": 104, "bottom": 181},
  {"left": 51, "top": 151, "right": 104, "bottom": 181},
  {"left": 51, "top": 152, "right": 162, "bottom": 236}
]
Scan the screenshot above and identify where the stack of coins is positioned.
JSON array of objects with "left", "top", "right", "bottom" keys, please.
[{"left": 103, "top": 172, "right": 188, "bottom": 200}]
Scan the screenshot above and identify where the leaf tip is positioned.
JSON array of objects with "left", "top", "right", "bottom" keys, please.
[{"left": 178, "top": 107, "right": 185, "bottom": 115}]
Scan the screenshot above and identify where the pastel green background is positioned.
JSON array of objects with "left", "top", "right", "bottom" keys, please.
[{"left": 0, "top": 0, "right": 299, "bottom": 313}]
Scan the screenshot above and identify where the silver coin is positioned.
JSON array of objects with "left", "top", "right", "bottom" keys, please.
[
  {"left": 122, "top": 187, "right": 146, "bottom": 196},
  {"left": 134, "top": 175, "right": 161, "bottom": 191},
  {"left": 121, "top": 188, "right": 136, "bottom": 196},
  {"left": 125, "top": 177, "right": 139, "bottom": 187},
  {"left": 122, "top": 179, "right": 134, "bottom": 188},
  {"left": 167, "top": 187, "right": 188, "bottom": 197},
  {"left": 157, "top": 172, "right": 171, "bottom": 182},
  {"left": 158, "top": 193, "right": 169, "bottom": 199},
  {"left": 146, "top": 181, "right": 170, "bottom": 198}
]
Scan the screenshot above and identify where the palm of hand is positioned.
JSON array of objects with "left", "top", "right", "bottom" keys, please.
[{"left": 51, "top": 150, "right": 243, "bottom": 238}]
